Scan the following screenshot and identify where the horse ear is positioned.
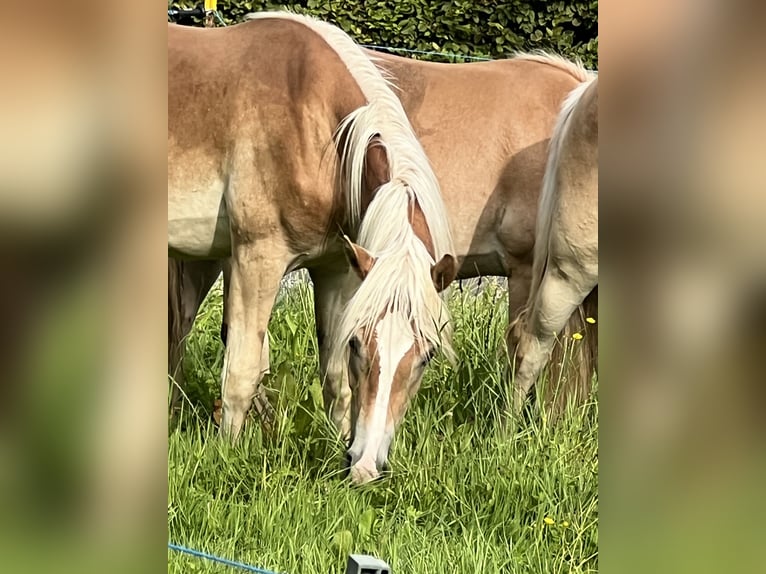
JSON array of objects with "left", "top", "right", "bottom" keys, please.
[
  {"left": 341, "top": 234, "right": 376, "bottom": 280},
  {"left": 431, "top": 254, "right": 457, "bottom": 292},
  {"left": 364, "top": 137, "right": 390, "bottom": 201}
]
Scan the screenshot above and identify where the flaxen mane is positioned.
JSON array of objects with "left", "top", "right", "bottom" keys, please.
[
  {"left": 246, "top": 12, "right": 452, "bottom": 254},
  {"left": 245, "top": 12, "right": 455, "bottom": 364}
]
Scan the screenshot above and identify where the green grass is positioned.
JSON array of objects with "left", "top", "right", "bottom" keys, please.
[{"left": 168, "top": 277, "right": 598, "bottom": 573}]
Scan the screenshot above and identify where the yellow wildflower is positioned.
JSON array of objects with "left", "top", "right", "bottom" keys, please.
[
  {"left": 543, "top": 517, "right": 555, "bottom": 525},
  {"left": 563, "top": 521, "right": 570, "bottom": 527},
  {"left": 585, "top": 317, "right": 596, "bottom": 324},
  {"left": 572, "top": 333, "right": 583, "bottom": 341}
]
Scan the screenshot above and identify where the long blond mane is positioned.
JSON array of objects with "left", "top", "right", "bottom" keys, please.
[
  {"left": 245, "top": 12, "right": 455, "bottom": 359},
  {"left": 335, "top": 184, "right": 455, "bottom": 362},
  {"left": 245, "top": 11, "right": 452, "bottom": 251}
]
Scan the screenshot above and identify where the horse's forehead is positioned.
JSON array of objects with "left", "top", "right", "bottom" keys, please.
[{"left": 374, "top": 313, "right": 415, "bottom": 354}]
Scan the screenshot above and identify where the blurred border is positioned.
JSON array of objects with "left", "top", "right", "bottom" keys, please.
[
  {"left": 0, "top": 1, "right": 167, "bottom": 572},
  {"left": 3, "top": 0, "right": 766, "bottom": 571},
  {"left": 600, "top": 0, "right": 766, "bottom": 571}
]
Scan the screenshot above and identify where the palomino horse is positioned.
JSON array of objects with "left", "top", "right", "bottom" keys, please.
[
  {"left": 170, "top": 49, "right": 596, "bottom": 482},
  {"left": 168, "top": 13, "right": 456, "bottom": 446},
  {"left": 508, "top": 77, "right": 599, "bottom": 414}
]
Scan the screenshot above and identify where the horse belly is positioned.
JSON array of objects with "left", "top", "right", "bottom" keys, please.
[{"left": 168, "top": 181, "right": 231, "bottom": 259}]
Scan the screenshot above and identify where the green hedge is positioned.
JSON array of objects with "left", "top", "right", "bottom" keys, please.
[{"left": 168, "top": 1, "right": 597, "bottom": 69}]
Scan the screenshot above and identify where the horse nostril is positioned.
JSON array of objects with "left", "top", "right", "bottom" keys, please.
[{"left": 343, "top": 451, "right": 352, "bottom": 469}]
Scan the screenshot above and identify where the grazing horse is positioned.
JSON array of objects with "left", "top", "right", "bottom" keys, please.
[
  {"left": 169, "top": 49, "right": 596, "bottom": 479},
  {"left": 168, "top": 12, "right": 455, "bottom": 442},
  {"left": 508, "top": 77, "right": 599, "bottom": 415},
  {"left": 322, "top": 51, "right": 596, "bottom": 453}
]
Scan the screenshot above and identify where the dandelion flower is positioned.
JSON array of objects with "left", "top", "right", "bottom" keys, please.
[
  {"left": 586, "top": 317, "right": 596, "bottom": 324},
  {"left": 563, "top": 521, "right": 570, "bottom": 527},
  {"left": 572, "top": 333, "right": 583, "bottom": 341},
  {"left": 544, "top": 517, "right": 555, "bottom": 525}
]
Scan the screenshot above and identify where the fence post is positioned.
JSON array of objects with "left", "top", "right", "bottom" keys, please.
[
  {"left": 204, "top": 0, "right": 217, "bottom": 27},
  {"left": 346, "top": 554, "right": 391, "bottom": 574}
]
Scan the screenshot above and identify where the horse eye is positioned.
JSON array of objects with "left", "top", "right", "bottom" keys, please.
[
  {"left": 420, "top": 348, "right": 435, "bottom": 367},
  {"left": 349, "top": 336, "right": 360, "bottom": 354}
]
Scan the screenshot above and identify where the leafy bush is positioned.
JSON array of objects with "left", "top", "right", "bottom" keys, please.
[{"left": 168, "top": 0, "right": 598, "bottom": 68}]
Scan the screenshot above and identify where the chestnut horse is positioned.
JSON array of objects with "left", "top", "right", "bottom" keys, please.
[
  {"left": 509, "top": 77, "right": 599, "bottom": 415},
  {"left": 169, "top": 48, "right": 597, "bottom": 481},
  {"left": 168, "top": 13, "right": 455, "bottom": 446}
]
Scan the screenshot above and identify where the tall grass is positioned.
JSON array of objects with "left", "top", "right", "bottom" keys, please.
[{"left": 168, "top": 276, "right": 598, "bottom": 573}]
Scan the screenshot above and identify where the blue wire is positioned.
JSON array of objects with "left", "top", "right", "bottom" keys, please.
[
  {"left": 214, "top": 11, "right": 228, "bottom": 27},
  {"left": 360, "top": 44, "right": 492, "bottom": 61},
  {"left": 168, "top": 542, "right": 283, "bottom": 574}
]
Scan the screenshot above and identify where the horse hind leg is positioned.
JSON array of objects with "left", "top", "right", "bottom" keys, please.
[
  {"left": 220, "top": 241, "right": 288, "bottom": 440},
  {"left": 507, "top": 264, "right": 533, "bottom": 323},
  {"left": 510, "top": 265, "right": 595, "bottom": 415},
  {"left": 168, "top": 259, "right": 222, "bottom": 413},
  {"left": 220, "top": 258, "right": 231, "bottom": 345}
]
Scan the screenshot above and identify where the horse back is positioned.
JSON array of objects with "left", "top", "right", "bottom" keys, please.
[
  {"left": 167, "top": 19, "right": 370, "bottom": 258},
  {"left": 168, "top": 20, "right": 367, "bottom": 157}
]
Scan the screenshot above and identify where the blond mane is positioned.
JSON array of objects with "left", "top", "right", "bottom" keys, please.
[
  {"left": 245, "top": 12, "right": 455, "bottom": 361},
  {"left": 334, "top": 184, "right": 455, "bottom": 365},
  {"left": 245, "top": 12, "right": 452, "bottom": 253}
]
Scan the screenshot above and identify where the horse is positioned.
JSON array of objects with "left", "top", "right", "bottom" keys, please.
[
  {"left": 169, "top": 48, "right": 597, "bottom": 481},
  {"left": 168, "top": 12, "right": 455, "bottom": 448},
  {"left": 508, "top": 76, "right": 599, "bottom": 416}
]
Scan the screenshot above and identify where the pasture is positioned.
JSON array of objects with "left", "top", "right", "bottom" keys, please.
[{"left": 168, "top": 274, "right": 598, "bottom": 573}]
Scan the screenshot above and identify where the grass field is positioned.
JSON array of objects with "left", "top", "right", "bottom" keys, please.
[{"left": 168, "top": 276, "right": 598, "bottom": 573}]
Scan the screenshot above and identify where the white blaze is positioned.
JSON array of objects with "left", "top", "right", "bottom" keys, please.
[{"left": 354, "top": 312, "right": 413, "bottom": 472}]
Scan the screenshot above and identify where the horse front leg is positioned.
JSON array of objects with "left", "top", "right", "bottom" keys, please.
[
  {"left": 220, "top": 241, "right": 287, "bottom": 440},
  {"left": 309, "top": 266, "right": 353, "bottom": 442}
]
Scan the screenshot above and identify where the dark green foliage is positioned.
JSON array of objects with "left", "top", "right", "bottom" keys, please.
[{"left": 168, "top": 1, "right": 598, "bottom": 68}]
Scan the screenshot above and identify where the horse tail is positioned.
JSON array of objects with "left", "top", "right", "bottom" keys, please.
[
  {"left": 542, "top": 78, "right": 599, "bottom": 417},
  {"left": 525, "top": 79, "right": 592, "bottom": 314},
  {"left": 544, "top": 287, "right": 598, "bottom": 419},
  {"left": 508, "top": 77, "right": 597, "bottom": 418}
]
